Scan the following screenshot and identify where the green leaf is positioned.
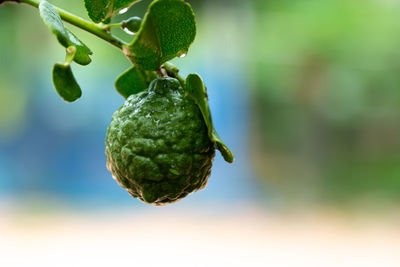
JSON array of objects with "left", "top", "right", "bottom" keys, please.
[
  {"left": 52, "top": 63, "right": 82, "bottom": 102},
  {"left": 186, "top": 74, "right": 235, "bottom": 163},
  {"left": 123, "top": 0, "right": 196, "bottom": 70},
  {"left": 84, "top": 0, "right": 141, "bottom": 24},
  {"left": 39, "top": 0, "right": 92, "bottom": 65},
  {"left": 115, "top": 66, "right": 148, "bottom": 98}
]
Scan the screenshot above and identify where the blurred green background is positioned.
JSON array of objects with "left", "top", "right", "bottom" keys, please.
[
  {"left": 1, "top": 0, "right": 400, "bottom": 209},
  {"left": 1, "top": 1, "right": 400, "bottom": 266},
  {"left": 250, "top": 0, "right": 400, "bottom": 207}
]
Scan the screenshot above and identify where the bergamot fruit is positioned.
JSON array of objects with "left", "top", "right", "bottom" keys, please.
[{"left": 105, "top": 77, "right": 215, "bottom": 205}]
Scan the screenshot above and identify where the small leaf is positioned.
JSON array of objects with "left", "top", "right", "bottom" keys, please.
[
  {"left": 52, "top": 63, "right": 82, "bottom": 102},
  {"left": 84, "top": 0, "right": 141, "bottom": 24},
  {"left": 115, "top": 66, "right": 148, "bottom": 98},
  {"left": 39, "top": 0, "right": 92, "bottom": 65},
  {"left": 123, "top": 0, "right": 196, "bottom": 70},
  {"left": 186, "top": 74, "right": 234, "bottom": 163}
]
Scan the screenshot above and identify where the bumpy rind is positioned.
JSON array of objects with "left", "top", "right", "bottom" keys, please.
[{"left": 105, "top": 78, "right": 215, "bottom": 205}]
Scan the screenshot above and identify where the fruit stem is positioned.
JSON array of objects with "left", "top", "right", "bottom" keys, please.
[
  {"left": 157, "top": 68, "right": 168, "bottom": 78},
  {"left": 163, "top": 62, "right": 186, "bottom": 87},
  {"left": 12, "top": 0, "right": 127, "bottom": 49}
]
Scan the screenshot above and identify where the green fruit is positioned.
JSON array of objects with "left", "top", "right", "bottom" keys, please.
[
  {"left": 122, "top": 16, "right": 142, "bottom": 33},
  {"left": 105, "top": 77, "right": 215, "bottom": 205}
]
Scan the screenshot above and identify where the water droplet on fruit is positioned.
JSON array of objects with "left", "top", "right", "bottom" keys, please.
[
  {"left": 119, "top": 8, "right": 129, "bottom": 14},
  {"left": 124, "top": 28, "right": 135, "bottom": 35}
]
